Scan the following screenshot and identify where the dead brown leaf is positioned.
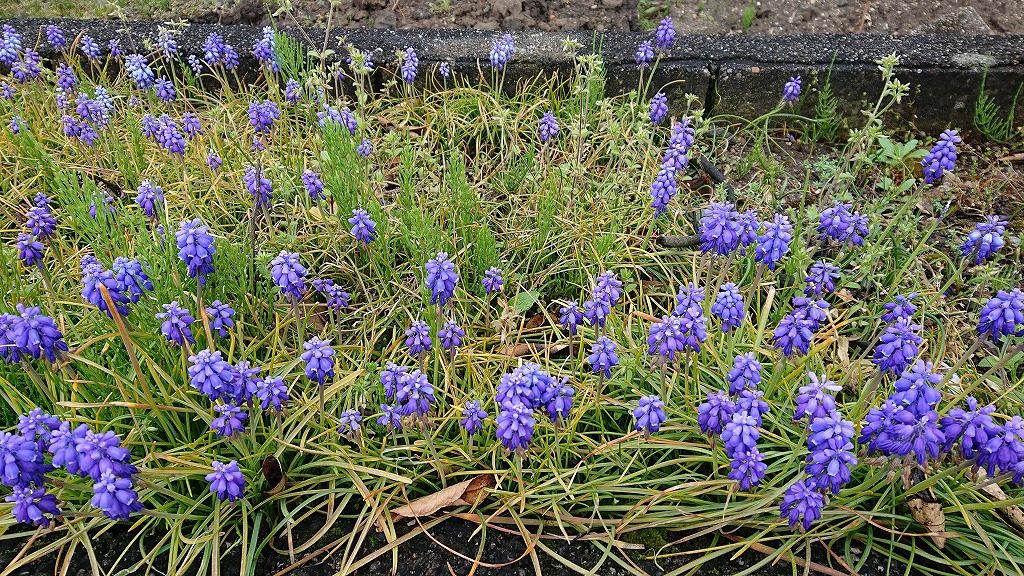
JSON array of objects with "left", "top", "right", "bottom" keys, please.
[
  {"left": 907, "top": 497, "right": 946, "bottom": 548},
  {"left": 972, "top": 468, "right": 1024, "bottom": 534},
  {"left": 391, "top": 474, "right": 494, "bottom": 519}
]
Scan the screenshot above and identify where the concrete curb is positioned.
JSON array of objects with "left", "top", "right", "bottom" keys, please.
[{"left": 4, "top": 18, "right": 1024, "bottom": 132}]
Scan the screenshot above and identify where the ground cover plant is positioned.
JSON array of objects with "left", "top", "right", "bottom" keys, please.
[{"left": 0, "top": 17, "right": 1023, "bottom": 576}]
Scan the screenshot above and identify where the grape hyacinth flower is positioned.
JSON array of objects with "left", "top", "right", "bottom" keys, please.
[
  {"left": 6, "top": 485, "right": 61, "bottom": 526},
  {"left": 232, "top": 362, "right": 261, "bottom": 405},
  {"left": 176, "top": 219, "right": 216, "bottom": 285},
  {"left": 727, "top": 353, "right": 762, "bottom": 395},
  {"left": 107, "top": 39, "right": 122, "bottom": 58},
  {"left": 248, "top": 100, "right": 280, "bottom": 134},
  {"left": 45, "top": 25, "right": 67, "bottom": 49},
  {"left": 206, "top": 300, "right": 235, "bottom": 337},
  {"left": 559, "top": 302, "right": 583, "bottom": 335},
  {"left": 81, "top": 258, "right": 130, "bottom": 317},
  {"left": 135, "top": 180, "right": 163, "bottom": 219},
  {"left": 320, "top": 281, "right": 351, "bottom": 311},
  {"left": 154, "top": 77, "right": 176, "bottom": 102},
  {"left": 302, "top": 170, "right": 325, "bottom": 201},
  {"left": 437, "top": 61, "right": 451, "bottom": 79},
  {"left": 380, "top": 363, "right": 407, "bottom": 401},
  {"left": 207, "top": 150, "right": 223, "bottom": 171},
  {"left": 939, "top": 397, "right": 995, "bottom": 458},
  {"left": 188, "top": 350, "right": 237, "bottom": 401},
  {"left": 405, "top": 320, "right": 432, "bottom": 356},
  {"left": 461, "top": 401, "right": 488, "bottom": 436},
  {"left": 539, "top": 111, "right": 559, "bottom": 143},
  {"left": 203, "top": 33, "right": 239, "bottom": 69},
  {"left": 772, "top": 310, "right": 815, "bottom": 358},
  {"left": 73, "top": 428, "right": 136, "bottom": 481},
  {"left": 206, "top": 460, "right": 245, "bottom": 502},
  {"left": 181, "top": 113, "right": 203, "bottom": 139},
  {"left": 357, "top": 138, "right": 374, "bottom": 157},
  {"left": 16, "top": 233, "right": 43, "bottom": 267},
  {"left": 252, "top": 26, "right": 277, "bottom": 71},
  {"left": 80, "top": 35, "right": 100, "bottom": 60},
  {"left": 255, "top": 376, "right": 289, "bottom": 412},
  {"left": 302, "top": 337, "right": 335, "bottom": 387},
  {"left": 490, "top": 34, "right": 515, "bottom": 70},
  {"left": 780, "top": 479, "right": 824, "bottom": 530},
  {"left": 647, "top": 315, "right": 686, "bottom": 363},
  {"left": 700, "top": 203, "right": 742, "bottom": 256},
  {"left": 18, "top": 408, "right": 60, "bottom": 447},
  {"left": 587, "top": 336, "right": 619, "bottom": 378},
  {"left": 793, "top": 373, "right": 839, "bottom": 422},
  {"left": 337, "top": 409, "right": 362, "bottom": 440},
  {"left": 890, "top": 409, "right": 945, "bottom": 466},
  {"left": 425, "top": 252, "right": 458, "bottom": 307},
  {"left": 872, "top": 319, "right": 922, "bottom": 375},
  {"left": 650, "top": 166, "right": 678, "bottom": 216},
  {"left": 633, "top": 395, "right": 667, "bottom": 435},
  {"left": 722, "top": 412, "right": 760, "bottom": 456},
  {"left": 26, "top": 206, "right": 56, "bottom": 239},
  {"left": 348, "top": 209, "right": 377, "bottom": 244},
  {"left": 56, "top": 63, "right": 77, "bottom": 92},
  {"left": 674, "top": 283, "right": 705, "bottom": 318},
  {"left": 545, "top": 382, "right": 575, "bottom": 423},
  {"left": 635, "top": 40, "right": 654, "bottom": 68},
  {"left": 113, "top": 257, "right": 153, "bottom": 303},
  {"left": 649, "top": 92, "right": 668, "bottom": 124},
  {"left": 712, "top": 283, "right": 745, "bottom": 331},
  {"left": 284, "top": 78, "right": 301, "bottom": 103},
  {"left": 782, "top": 76, "right": 801, "bottom": 103},
  {"left": 244, "top": 165, "right": 273, "bottom": 208},
  {"left": 583, "top": 298, "right": 611, "bottom": 329},
  {"left": 736, "top": 389, "right": 770, "bottom": 426},
  {"left": 977, "top": 417, "right": 1024, "bottom": 475},
  {"left": 817, "top": 203, "right": 869, "bottom": 246},
  {"left": 482, "top": 267, "right": 504, "bottom": 293},
  {"left": 401, "top": 47, "right": 418, "bottom": 84},
  {"left": 156, "top": 301, "right": 195, "bottom": 346},
  {"left": 270, "top": 251, "right": 307, "bottom": 300},
  {"left": 211, "top": 404, "right": 247, "bottom": 438},
  {"left": 806, "top": 417, "right": 857, "bottom": 494},
  {"left": 156, "top": 27, "right": 178, "bottom": 57},
  {"left": 752, "top": 214, "right": 791, "bottom": 270},
  {"left": 960, "top": 216, "right": 1008, "bottom": 264},
  {"left": 697, "top": 391, "right": 736, "bottom": 436},
  {"left": 317, "top": 104, "right": 358, "bottom": 135},
  {"left": 594, "top": 271, "right": 623, "bottom": 307},
  {"left": 377, "top": 404, "right": 402, "bottom": 431},
  {"left": 882, "top": 293, "right": 918, "bottom": 323},
  {"left": 125, "top": 54, "right": 155, "bottom": 89},
  {"left": 804, "top": 260, "right": 840, "bottom": 296},
  {"left": 922, "top": 129, "right": 961, "bottom": 184},
  {"left": 395, "top": 369, "right": 435, "bottom": 418},
  {"left": 729, "top": 449, "right": 767, "bottom": 490},
  {"left": 0, "top": 25, "right": 21, "bottom": 66},
  {"left": 91, "top": 471, "right": 143, "bottom": 520},
  {"left": 977, "top": 288, "right": 1024, "bottom": 343},
  {"left": 496, "top": 401, "right": 534, "bottom": 453},
  {"left": 438, "top": 321, "right": 465, "bottom": 352},
  {"left": 654, "top": 17, "right": 676, "bottom": 51},
  {"left": 0, "top": 431, "right": 48, "bottom": 488}
]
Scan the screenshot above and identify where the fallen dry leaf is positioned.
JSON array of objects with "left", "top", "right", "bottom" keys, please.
[
  {"left": 907, "top": 497, "right": 945, "bottom": 548},
  {"left": 391, "top": 474, "right": 494, "bottom": 519},
  {"left": 972, "top": 468, "right": 1024, "bottom": 534}
]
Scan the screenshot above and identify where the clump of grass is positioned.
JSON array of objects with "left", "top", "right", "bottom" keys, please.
[{"left": 0, "top": 21, "right": 1022, "bottom": 576}]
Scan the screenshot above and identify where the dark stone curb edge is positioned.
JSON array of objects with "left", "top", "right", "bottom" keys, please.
[{"left": 4, "top": 18, "right": 1024, "bottom": 132}]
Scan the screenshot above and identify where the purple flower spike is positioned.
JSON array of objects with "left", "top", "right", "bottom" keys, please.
[
  {"left": 872, "top": 319, "right": 922, "bottom": 375},
  {"left": 125, "top": 54, "right": 155, "bottom": 89},
  {"left": 635, "top": 41, "right": 654, "bottom": 68},
  {"left": 539, "top": 111, "right": 559, "bottom": 143},
  {"left": 6, "top": 485, "right": 61, "bottom": 526},
  {"left": 357, "top": 138, "right": 374, "bottom": 157},
  {"left": 960, "top": 216, "right": 1008, "bottom": 264},
  {"left": 560, "top": 302, "right": 584, "bottom": 335},
  {"left": 793, "top": 373, "right": 839, "bottom": 421},
  {"left": 425, "top": 252, "right": 458, "bottom": 307},
  {"left": 697, "top": 390, "right": 736, "bottom": 436},
  {"left": 804, "top": 260, "right": 840, "bottom": 296},
  {"left": 405, "top": 320, "right": 432, "bottom": 356},
  {"left": 890, "top": 409, "right": 944, "bottom": 466},
  {"left": 482, "top": 267, "right": 504, "bottom": 293},
  {"left": 244, "top": 165, "right": 273, "bottom": 208},
  {"left": 255, "top": 376, "right": 289, "bottom": 412},
  {"left": 112, "top": 257, "right": 152, "bottom": 304},
  {"left": 176, "top": 219, "right": 216, "bottom": 285},
  {"left": 772, "top": 310, "right": 815, "bottom": 358},
  {"left": 211, "top": 403, "right": 247, "bottom": 438},
  {"left": 252, "top": 26, "right": 278, "bottom": 71},
  {"left": 203, "top": 33, "right": 239, "bottom": 69},
  {"left": 654, "top": 17, "right": 676, "bottom": 51},
  {"left": 722, "top": 412, "right": 760, "bottom": 456},
  {"left": 154, "top": 77, "right": 176, "bottom": 102},
  {"left": 207, "top": 150, "right": 223, "bottom": 171},
  {"left": 782, "top": 76, "right": 801, "bottom": 103},
  {"left": 649, "top": 92, "right": 668, "bottom": 124},
  {"left": 461, "top": 400, "right": 488, "bottom": 436},
  {"left": 80, "top": 35, "right": 100, "bottom": 60},
  {"left": 439, "top": 321, "right": 465, "bottom": 352},
  {"left": 16, "top": 233, "right": 44, "bottom": 267},
  {"left": 587, "top": 336, "right": 619, "bottom": 378},
  {"left": 337, "top": 409, "right": 362, "bottom": 439},
  {"left": 301, "top": 170, "right": 325, "bottom": 201},
  {"left": 401, "top": 47, "right": 419, "bottom": 84},
  {"left": 650, "top": 167, "right": 678, "bottom": 216},
  {"left": 156, "top": 301, "right": 196, "bottom": 346},
  {"left": 753, "top": 214, "right": 791, "bottom": 270},
  {"left": 978, "top": 417, "right": 1024, "bottom": 476},
  {"left": 91, "top": 471, "right": 143, "bottom": 520},
  {"left": 81, "top": 258, "right": 130, "bottom": 317},
  {"left": 348, "top": 209, "right": 377, "bottom": 244},
  {"left": 182, "top": 112, "right": 203, "bottom": 138},
  {"left": 248, "top": 100, "right": 280, "bottom": 135},
  {"left": 700, "top": 202, "right": 742, "bottom": 256},
  {"left": 378, "top": 404, "right": 402, "bottom": 431},
  {"left": 206, "top": 300, "right": 235, "bottom": 337},
  {"left": 727, "top": 353, "right": 762, "bottom": 395},
  {"left": 301, "top": 337, "right": 335, "bottom": 387},
  {"left": 135, "top": 180, "right": 164, "bottom": 219},
  {"left": 395, "top": 369, "right": 434, "bottom": 418},
  {"left": 674, "top": 282, "right": 705, "bottom": 318},
  {"left": 712, "top": 282, "right": 745, "bottom": 332},
  {"left": 490, "top": 34, "right": 515, "bottom": 70},
  {"left": 270, "top": 250, "right": 306, "bottom": 300},
  {"left": 881, "top": 293, "right": 918, "bottom": 323},
  {"left": 633, "top": 395, "right": 667, "bottom": 435},
  {"left": 922, "top": 129, "right": 961, "bottom": 184},
  {"left": 188, "top": 350, "right": 237, "bottom": 401},
  {"left": 780, "top": 479, "right": 824, "bottom": 530},
  {"left": 818, "top": 203, "right": 869, "bottom": 246},
  {"left": 938, "top": 397, "right": 996, "bottom": 458},
  {"left": 0, "top": 431, "right": 47, "bottom": 488},
  {"left": 206, "top": 460, "right": 245, "bottom": 502},
  {"left": 26, "top": 206, "right": 56, "bottom": 239},
  {"left": 978, "top": 288, "right": 1024, "bottom": 343},
  {"left": 18, "top": 408, "right": 60, "bottom": 446},
  {"left": 284, "top": 78, "right": 301, "bottom": 103},
  {"left": 891, "top": 359, "right": 943, "bottom": 417},
  {"left": 729, "top": 449, "right": 767, "bottom": 490},
  {"left": 496, "top": 401, "right": 534, "bottom": 453},
  {"left": 45, "top": 25, "right": 67, "bottom": 49},
  {"left": 583, "top": 299, "right": 611, "bottom": 329}
]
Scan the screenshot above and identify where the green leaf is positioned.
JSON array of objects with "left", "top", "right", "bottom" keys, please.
[{"left": 511, "top": 290, "right": 541, "bottom": 315}]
